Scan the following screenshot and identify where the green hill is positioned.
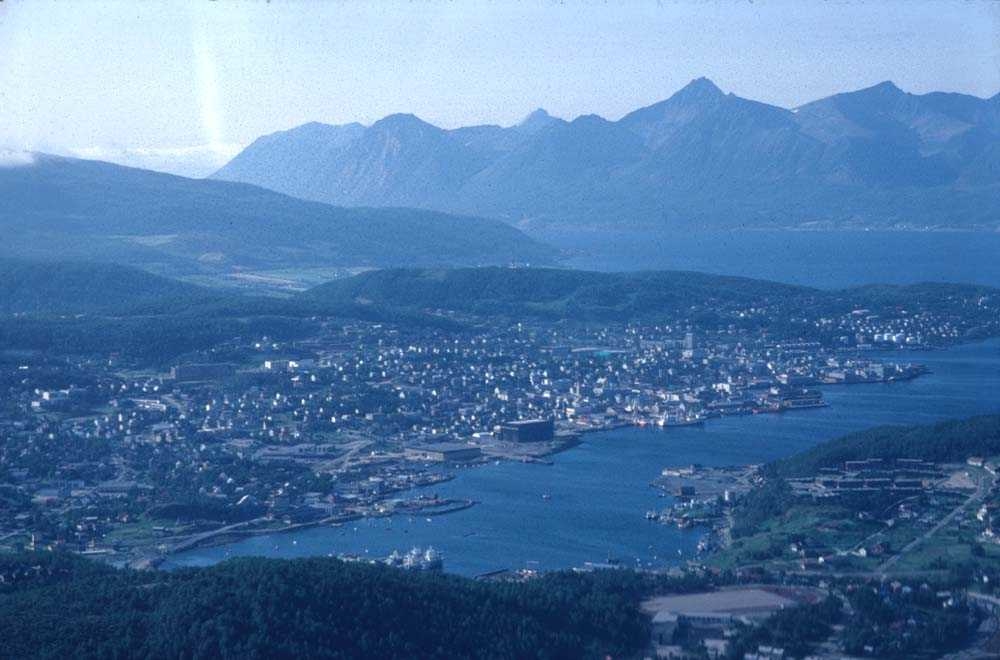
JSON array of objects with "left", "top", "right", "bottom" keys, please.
[
  {"left": 2, "top": 263, "right": 995, "bottom": 363},
  {"left": 302, "top": 267, "right": 813, "bottom": 321},
  {"left": 0, "top": 261, "right": 464, "bottom": 363},
  {"left": 301, "top": 266, "right": 998, "bottom": 323},
  {"left": 0, "top": 154, "right": 555, "bottom": 275},
  {"left": 0, "top": 259, "right": 221, "bottom": 315},
  {"left": 0, "top": 553, "right": 700, "bottom": 659},
  {"left": 770, "top": 414, "right": 1000, "bottom": 478}
]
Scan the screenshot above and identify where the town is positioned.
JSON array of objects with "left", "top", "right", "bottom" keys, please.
[{"left": 1, "top": 286, "right": 993, "bottom": 570}]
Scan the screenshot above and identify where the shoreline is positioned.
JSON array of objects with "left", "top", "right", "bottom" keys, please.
[
  {"left": 151, "top": 370, "right": 921, "bottom": 568},
  {"left": 147, "top": 340, "right": 989, "bottom": 571},
  {"left": 143, "top": 497, "right": 477, "bottom": 569}
]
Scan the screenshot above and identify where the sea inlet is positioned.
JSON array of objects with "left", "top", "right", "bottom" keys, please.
[{"left": 165, "top": 339, "right": 1000, "bottom": 576}]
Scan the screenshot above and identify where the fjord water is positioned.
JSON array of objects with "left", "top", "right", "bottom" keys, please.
[
  {"left": 543, "top": 230, "right": 1000, "bottom": 289},
  {"left": 166, "top": 339, "right": 1000, "bottom": 575}
]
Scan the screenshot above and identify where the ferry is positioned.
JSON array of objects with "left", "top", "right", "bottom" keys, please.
[
  {"left": 656, "top": 412, "right": 705, "bottom": 428},
  {"left": 383, "top": 546, "right": 444, "bottom": 571}
]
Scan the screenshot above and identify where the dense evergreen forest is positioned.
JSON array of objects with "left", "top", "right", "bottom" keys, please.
[
  {"left": 723, "top": 594, "right": 843, "bottom": 659},
  {"left": 0, "top": 552, "right": 712, "bottom": 659},
  {"left": 770, "top": 414, "right": 1000, "bottom": 478}
]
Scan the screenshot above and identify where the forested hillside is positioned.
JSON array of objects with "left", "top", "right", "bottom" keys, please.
[
  {"left": 0, "top": 154, "right": 555, "bottom": 275},
  {"left": 303, "top": 266, "right": 999, "bottom": 325},
  {"left": 0, "top": 260, "right": 219, "bottom": 314},
  {"left": 0, "top": 553, "right": 711, "bottom": 659},
  {"left": 770, "top": 414, "right": 1000, "bottom": 478}
]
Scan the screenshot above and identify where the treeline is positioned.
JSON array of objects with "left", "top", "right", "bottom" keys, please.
[
  {"left": 731, "top": 478, "right": 796, "bottom": 539},
  {"left": 0, "top": 259, "right": 217, "bottom": 315},
  {"left": 304, "top": 267, "right": 819, "bottom": 323},
  {"left": 843, "top": 584, "right": 974, "bottom": 657},
  {"left": 302, "top": 266, "right": 999, "bottom": 324},
  {"left": 0, "top": 314, "right": 316, "bottom": 365},
  {"left": 724, "top": 595, "right": 843, "bottom": 659},
  {"left": 3, "top": 260, "right": 996, "bottom": 364},
  {"left": 0, "top": 262, "right": 468, "bottom": 365},
  {"left": 5, "top": 261, "right": 997, "bottom": 326},
  {"left": 0, "top": 553, "right": 713, "bottom": 659},
  {"left": 769, "top": 414, "right": 1000, "bottom": 478}
]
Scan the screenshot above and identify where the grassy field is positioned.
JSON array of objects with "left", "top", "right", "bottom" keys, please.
[
  {"left": 710, "top": 487, "right": 995, "bottom": 575},
  {"left": 709, "top": 503, "right": 883, "bottom": 569}
]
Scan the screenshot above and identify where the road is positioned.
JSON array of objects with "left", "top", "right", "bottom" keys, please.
[{"left": 878, "top": 467, "right": 995, "bottom": 573}]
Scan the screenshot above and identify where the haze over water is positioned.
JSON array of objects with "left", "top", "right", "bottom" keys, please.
[
  {"left": 543, "top": 230, "right": 1000, "bottom": 289},
  {"left": 167, "top": 339, "right": 1000, "bottom": 576}
]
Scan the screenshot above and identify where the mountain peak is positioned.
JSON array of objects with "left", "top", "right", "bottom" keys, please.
[
  {"left": 521, "top": 108, "right": 551, "bottom": 123},
  {"left": 672, "top": 77, "right": 724, "bottom": 102},
  {"left": 619, "top": 77, "right": 726, "bottom": 129},
  {"left": 517, "top": 108, "right": 562, "bottom": 134},
  {"left": 371, "top": 113, "right": 438, "bottom": 132},
  {"left": 859, "top": 80, "right": 904, "bottom": 96}
]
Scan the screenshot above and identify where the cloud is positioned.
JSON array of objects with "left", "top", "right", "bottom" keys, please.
[
  {"left": 0, "top": 150, "right": 36, "bottom": 167},
  {"left": 70, "top": 143, "right": 242, "bottom": 161},
  {"left": 66, "top": 143, "right": 244, "bottom": 178}
]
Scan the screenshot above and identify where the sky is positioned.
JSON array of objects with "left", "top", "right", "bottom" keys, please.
[{"left": 1, "top": 0, "right": 998, "bottom": 177}]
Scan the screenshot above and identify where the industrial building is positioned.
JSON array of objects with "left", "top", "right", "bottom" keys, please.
[
  {"left": 500, "top": 419, "right": 554, "bottom": 443},
  {"left": 405, "top": 443, "right": 482, "bottom": 462},
  {"left": 170, "top": 363, "right": 235, "bottom": 382}
]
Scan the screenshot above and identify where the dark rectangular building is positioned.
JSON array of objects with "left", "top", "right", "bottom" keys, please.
[
  {"left": 500, "top": 419, "right": 554, "bottom": 443},
  {"left": 171, "top": 363, "right": 235, "bottom": 382}
]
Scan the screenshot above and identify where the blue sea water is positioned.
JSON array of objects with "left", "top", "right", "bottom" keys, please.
[
  {"left": 165, "top": 339, "right": 1000, "bottom": 576},
  {"left": 537, "top": 230, "right": 1000, "bottom": 289}
]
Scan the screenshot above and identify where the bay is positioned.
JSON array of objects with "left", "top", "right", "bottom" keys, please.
[{"left": 164, "top": 339, "right": 1000, "bottom": 576}]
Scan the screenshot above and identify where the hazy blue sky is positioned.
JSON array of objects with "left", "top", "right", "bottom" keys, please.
[{"left": 1, "top": 1, "right": 998, "bottom": 176}]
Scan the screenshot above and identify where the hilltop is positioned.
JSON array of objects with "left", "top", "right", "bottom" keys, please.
[
  {"left": 0, "top": 259, "right": 219, "bottom": 315},
  {"left": 301, "top": 266, "right": 999, "bottom": 323}
]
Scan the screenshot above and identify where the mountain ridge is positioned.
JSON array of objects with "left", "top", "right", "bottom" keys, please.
[
  {"left": 213, "top": 78, "right": 1000, "bottom": 231},
  {"left": 0, "top": 153, "right": 556, "bottom": 276}
]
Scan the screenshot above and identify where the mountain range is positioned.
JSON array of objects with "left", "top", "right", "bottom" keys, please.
[
  {"left": 214, "top": 78, "right": 1000, "bottom": 231},
  {"left": 0, "top": 154, "right": 554, "bottom": 277}
]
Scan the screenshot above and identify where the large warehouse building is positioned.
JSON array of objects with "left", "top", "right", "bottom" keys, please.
[{"left": 500, "top": 419, "right": 555, "bottom": 443}]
